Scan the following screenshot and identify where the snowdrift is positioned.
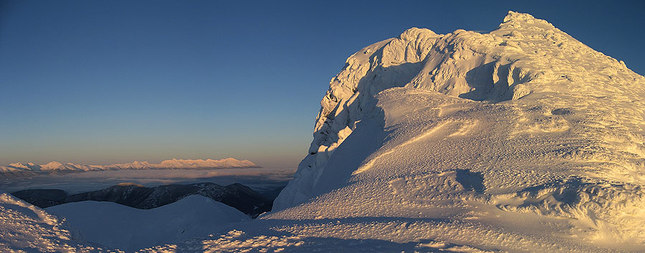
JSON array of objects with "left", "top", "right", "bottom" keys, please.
[
  {"left": 1, "top": 11, "right": 644, "bottom": 252},
  {"left": 46, "top": 195, "right": 249, "bottom": 251},
  {"left": 0, "top": 191, "right": 103, "bottom": 251},
  {"left": 272, "top": 11, "right": 645, "bottom": 251}
]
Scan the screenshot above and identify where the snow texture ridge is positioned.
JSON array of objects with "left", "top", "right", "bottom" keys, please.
[
  {"left": 272, "top": 11, "right": 645, "bottom": 251},
  {"left": 1, "top": 11, "right": 644, "bottom": 252},
  {"left": 0, "top": 191, "right": 108, "bottom": 252}
]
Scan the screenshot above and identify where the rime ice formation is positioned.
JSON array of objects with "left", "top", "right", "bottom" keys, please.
[
  {"left": 0, "top": 158, "right": 258, "bottom": 176},
  {"left": 1, "top": 11, "right": 644, "bottom": 252},
  {"left": 270, "top": 11, "right": 645, "bottom": 251}
]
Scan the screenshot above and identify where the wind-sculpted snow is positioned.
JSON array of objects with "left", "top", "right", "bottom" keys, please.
[
  {"left": 1, "top": 11, "right": 644, "bottom": 252},
  {"left": 273, "top": 11, "right": 645, "bottom": 251},
  {"left": 0, "top": 191, "right": 109, "bottom": 252}
]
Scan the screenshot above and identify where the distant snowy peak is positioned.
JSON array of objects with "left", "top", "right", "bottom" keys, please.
[
  {"left": 0, "top": 158, "right": 258, "bottom": 175},
  {"left": 104, "top": 158, "right": 258, "bottom": 170},
  {"left": 154, "top": 158, "right": 257, "bottom": 169},
  {"left": 0, "top": 161, "right": 96, "bottom": 173}
]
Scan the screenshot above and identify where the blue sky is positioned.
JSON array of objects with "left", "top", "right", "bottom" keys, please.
[{"left": 1, "top": 0, "right": 643, "bottom": 168}]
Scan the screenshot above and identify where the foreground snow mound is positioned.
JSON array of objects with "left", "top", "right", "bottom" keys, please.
[
  {"left": 0, "top": 191, "right": 104, "bottom": 252},
  {"left": 272, "top": 11, "right": 645, "bottom": 251},
  {"left": 46, "top": 195, "right": 250, "bottom": 251}
]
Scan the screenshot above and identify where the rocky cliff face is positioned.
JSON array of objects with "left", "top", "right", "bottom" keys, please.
[{"left": 272, "top": 11, "right": 644, "bottom": 249}]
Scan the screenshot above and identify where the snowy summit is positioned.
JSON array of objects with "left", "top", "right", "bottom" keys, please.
[
  {"left": 271, "top": 11, "right": 645, "bottom": 251},
  {"left": 1, "top": 11, "right": 644, "bottom": 252}
]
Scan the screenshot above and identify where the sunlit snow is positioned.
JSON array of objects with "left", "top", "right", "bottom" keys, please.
[{"left": 1, "top": 11, "right": 644, "bottom": 252}]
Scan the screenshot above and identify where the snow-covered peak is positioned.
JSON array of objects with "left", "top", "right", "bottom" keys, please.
[
  {"left": 2, "top": 10, "right": 645, "bottom": 252},
  {"left": 155, "top": 158, "right": 258, "bottom": 169},
  {"left": 0, "top": 158, "right": 259, "bottom": 176},
  {"left": 7, "top": 162, "right": 40, "bottom": 170},
  {"left": 501, "top": 11, "right": 553, "bottom": 27},
  {"left": 273, "top": 11, "right": 645, "bottom": 249},
  {"left": 40, "top": 161, "right": 64, "bottom": 171},
  {"left": 46, "top": 195, "right": 250, "bottom": 251},
  {"left": 105, "top": 160, "right": 153, "bottom": 170},
  {"left": 398, "top": 27, "right": 438, "bottom": 41}
]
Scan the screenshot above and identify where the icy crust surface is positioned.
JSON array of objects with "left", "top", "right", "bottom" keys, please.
[
  {"left": 2, "top": 11, "right": 645, "bottom": 252},
  {"left": 275, "top": 11, "right": 644, "bottom": 208},
  {"left": 272, "top": 11, "right": 645, "bottom": 251},
  {"left": 0, "top": 191, "right": 110, "bottom": 252}
]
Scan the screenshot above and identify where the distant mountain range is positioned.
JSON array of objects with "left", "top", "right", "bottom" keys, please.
[
  {"left": 0, "top": 158, "right": 258, "bottom": 176},
  {"left": 2, "top": 11, "right": 644, "bottom": 252}
]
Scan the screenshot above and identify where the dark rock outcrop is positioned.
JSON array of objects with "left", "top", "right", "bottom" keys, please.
[{"left": 11, "top": 189, "right": 68, "bottom": 207}]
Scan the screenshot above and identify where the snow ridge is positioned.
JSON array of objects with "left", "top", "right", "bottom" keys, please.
[
  {"left": 273, "top": 11, "right": 645, "bottom": 250},
  {"left": 0, "top": 191, "right": 106, "bottom": 252},
  {"left": 275, "top": 10, "right": 644, "bottom": 210},
  {"left": 46, "top": 195, "right": 250, "bottom": 251},
  {"left": 2, "top": 11, "right": 644, "bottom": 252}
]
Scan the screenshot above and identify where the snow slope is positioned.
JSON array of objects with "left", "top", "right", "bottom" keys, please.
[
  {"left": 46, "top": 195, "right": 250, "bottom": 251},
  {"left": 1, "top": 11, "right": 644, "bottom": 252},
  {"left": 268, "top": 11, "right": 645, "bottom": 251},
  {"left": 0, "top": 191, "right": 106, "bottom": 252}
]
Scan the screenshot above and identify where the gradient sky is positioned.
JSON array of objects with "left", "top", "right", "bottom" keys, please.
[{"left": 1, "top": 0, "right": 643, "bottom": 168}]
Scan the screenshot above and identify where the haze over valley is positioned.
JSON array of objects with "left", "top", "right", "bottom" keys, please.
[{"left": 1, "top": 1, "right": 643, "bottom": 252}]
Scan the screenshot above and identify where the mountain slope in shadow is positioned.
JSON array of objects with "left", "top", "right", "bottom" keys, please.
[{"left": 12, "top": 182, "right": 277, "bottom": 217}]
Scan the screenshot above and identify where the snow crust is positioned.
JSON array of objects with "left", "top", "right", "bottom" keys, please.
[
  {"left": 1, "top": 11, "right": 644, "bottom": 252},
  {"left": 0, "top": 158, "right": 258, "bottom": 176},
  {"left": 46, "top": 195, "right": 249, "bottom": 251},
  {"left": 0, "top": 191, "right": 105, "bottom": 252},
  {"left": 271, "top": 11, "right": 645, "bottom": 251}
]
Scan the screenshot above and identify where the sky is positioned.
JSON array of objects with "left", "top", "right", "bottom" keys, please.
[{"left": 0, "top": 0, "right": 643, "bottom": 168}]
